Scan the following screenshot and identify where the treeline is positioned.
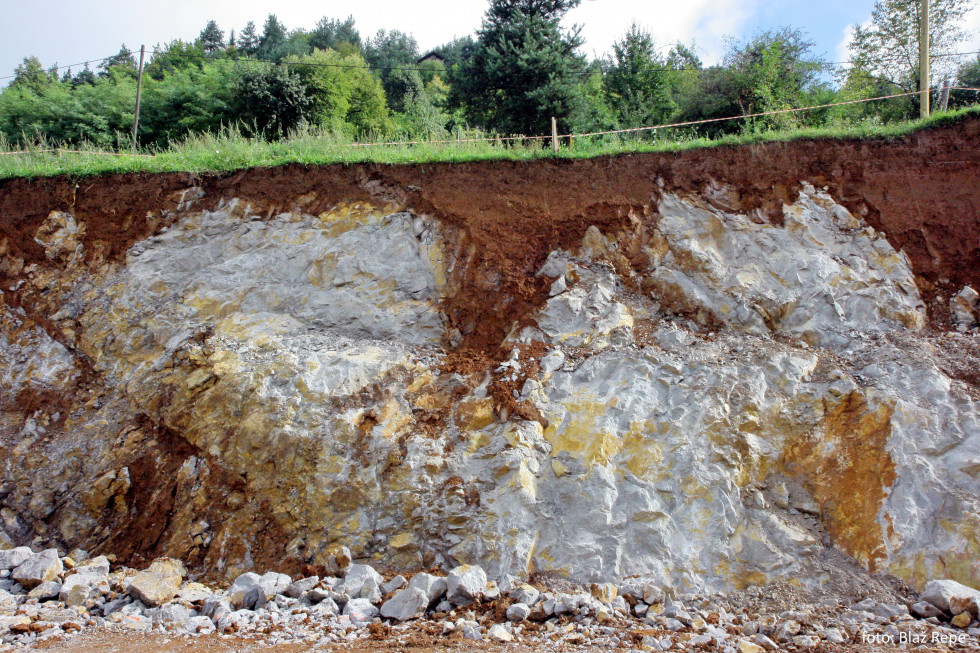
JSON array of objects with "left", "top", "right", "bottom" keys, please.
[{"left": 2, "top": 0, "right": 978, "bottom": 149}]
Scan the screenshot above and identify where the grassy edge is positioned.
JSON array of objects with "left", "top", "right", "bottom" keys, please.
[{"left": 2, "top": 105, "right": 979, "bottom": 181}]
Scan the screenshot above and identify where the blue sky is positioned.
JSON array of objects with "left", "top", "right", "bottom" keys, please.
[{"left": 3, "top": 0, "right": 979, "bottom": 84}]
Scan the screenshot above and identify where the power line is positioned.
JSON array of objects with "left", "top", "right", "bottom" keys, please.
[{"left": 0, "top": 54, "right": 119, "bottom": 82}]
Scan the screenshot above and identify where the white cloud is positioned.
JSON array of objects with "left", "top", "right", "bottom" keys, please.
[{"left": 566, "top": 0, "right": 759, "bottom": 63}]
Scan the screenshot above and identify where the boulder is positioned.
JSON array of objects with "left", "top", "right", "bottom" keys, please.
[
  {"left": 176, "top": 582, "right": 212, "bottom": 603},
  {"left": 0, "top": 547, "right": 32, "bottom": 571},
  {"left": 407, "top": 573, "right": 447, "bottom": 606},
  {"left": 446, "top": 564, "right": 487, "bottom": 606},
  {"left": 127, "top": 558, "right": 185, "bottom": 607},
  {"left": 381, "top": 575, "right": 406, "bottom": 595},
  {"left": 911, "top": 601, "right": 944, "bottom": 619},
  {"left": 507, "top": 602, "right": 531, "bottom": 621},
  {"left": 27, "top": 581, "right": 61, "bottom": 601},
  {"left": 285, "top": 576, "right": 319, "bottom": 599},
  {"left": 380, "top": 587, "right": 429, "bottom": 621},
  {"left": 11, "top": 549, "right": 62, "bottom": 588},
  {"left": 343, "top": 564, "right": 383, "bottom": 602},
  {"left": 921, "top": 579, "right": 980, "bottom": 614},
  {"left": 343, "top": 597, "right": 379, "bottom": 622}
]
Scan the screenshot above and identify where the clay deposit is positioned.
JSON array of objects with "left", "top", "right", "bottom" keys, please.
[{"left": 1, "top": 117, "right": 980, "bottom": 650}]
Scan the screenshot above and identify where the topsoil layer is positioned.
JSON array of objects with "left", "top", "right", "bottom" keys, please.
[{"left": 1, "top": 116, "right": 979, "bottom": 359}]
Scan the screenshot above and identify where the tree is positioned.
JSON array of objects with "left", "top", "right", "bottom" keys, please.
[
  {"left": 848, "top": 0, "right": 970, "bottom": 92},
  {"left": 10, "top": 56, "right": 54, "bottom": 93},
  {"left": 258, "top": 14, "right": 289, "bottom": 61},
  {"left": 99, "top": 45, "right": 137, "bottom": 78},
  {"left": 199, "top": 20, "right": 225, "bottom": 56},
  {"left": 145, "top": 40, "right": 206, "bottom": 80},
  {"left": 724, "top": 28, "right": 823, "bottom": 129},
  {"left": 364, "top": 29, "right": 421, "bottom": 109},
  {"left": 950, "top": 55, "right": 980, "bottom": 108},
  {"left": 238, "top": 21, "right": 260, "bottom": 56},
  {"left": 288, "top": 49, "right": 390, "bottom": 136},
  {"left": 451, "top": 0, "right": 587, "bottom": 135},
  {"left": 235, "top": 64, "right": 311, "bottom": 138},
  {"left": 310, "top": 16, "right": 361, "bottom": 52},
  {"left": 604, "top": 24, "right": 675, "bottom": 129}
]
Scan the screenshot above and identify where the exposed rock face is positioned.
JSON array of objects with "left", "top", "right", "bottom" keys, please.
[{"left": 1, "top": 161, "right": 978, "bottom": 598}]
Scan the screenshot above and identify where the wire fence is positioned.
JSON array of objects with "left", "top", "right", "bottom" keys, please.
[{"left": 3, "top": 86, "right": 976, "bottom": 159}]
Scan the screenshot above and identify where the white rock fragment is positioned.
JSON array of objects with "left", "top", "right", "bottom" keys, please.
[
  {"left": 407, "top": 572, "right": 448, "bottom": 605},
  {"left": 380, "top": 587, "right": 429, "bottom": 621},
  {"left": 343, "top": 597, "right": 379, "bottom": 622},
  {"left": 446, "top": 565, "right": 487, "bottom": 606},
  {"left": 11, "top": 549, "right": 62, "bottom": 588},
  {"left": 921, "top": 579, "right": 980, "bottom": 613}
]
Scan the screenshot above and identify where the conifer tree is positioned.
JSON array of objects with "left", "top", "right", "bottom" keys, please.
[
  {"left": 451, "top": 0, "right": 586, "bottom": 134},
  {"left": 199, "top": 20, "right": 225, "bottom": 55}
]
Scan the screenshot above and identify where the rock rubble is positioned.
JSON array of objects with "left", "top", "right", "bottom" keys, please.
[{"left": 1, "top": 546, "right": 979, "bottom": 650}]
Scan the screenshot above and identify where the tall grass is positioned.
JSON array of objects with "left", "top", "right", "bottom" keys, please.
[{"left": 2, "top": 105, "right": 979, "bottom": 180}]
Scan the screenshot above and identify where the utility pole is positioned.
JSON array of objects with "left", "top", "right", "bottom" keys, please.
[
  {"left": 131, "top": 45, "right": 145, "bottom": 153},
  {"left": 920, "top": 0, "right": 930, "bottom": 118}
]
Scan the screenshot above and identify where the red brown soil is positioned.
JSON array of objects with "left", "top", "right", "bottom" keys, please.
[{"left": 2, "top": 116, "right": 979, "bottom": 361}]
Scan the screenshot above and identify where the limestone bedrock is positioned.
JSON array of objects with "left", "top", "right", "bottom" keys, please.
[{"left": 1, "top": 185, "right": 977, "bottom": 594}]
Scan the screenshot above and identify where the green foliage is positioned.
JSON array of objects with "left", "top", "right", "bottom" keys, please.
[
  {"left": 310, "top": 16, "right": 361, "bottom": 53},
  {"left": 100, "top": 45, "right": 138, "bottom": 78},
  {"left": 138, "top": 61, "right": 240, "bottom": 146},
  {"left": 452, "top": 0, "right": 586, "bottom": 135},
  {"left": 6, "top": 104, "right": 980, "bottom": 181},
  {"left": 199, "top": 21, "right": 226, "bottom": 56},
  {"left": 238, "top": 22, "right": 260, "bottom": 56},
  {"left": 11, "top": 57, "right": 55, "bottom": 94},
  {"left": 235, "top": 64, "right": 311, "bottom": 138},
  {"left": 848, "top": 0, "right": 970, "bottom": 91},
  {"left": 364, "top": 30, "right": 421, "bottom": 110},
  {"left": 145, "top": 41, "right": 206, "bottom": 80},
  {"left": 950, "top": 56, "right": 980, "bottom": 108},
  {"left": 603, "top": 24, "right": 675, "bottom": 129},
  {"left": 723, "top": 28, "right": 823, "bottom": 131},
  {"left": 258, "top": 15, "right": 289, "bottom": 61},
  {"left": 287, "top": 49, "right": 391, "bottom": 136},
  {"left": 0, "top": 75, "right": 136, "bottom": 148}
]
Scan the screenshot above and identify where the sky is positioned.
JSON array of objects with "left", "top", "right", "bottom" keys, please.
[{"left": 3, "top": 0, "right": 979, "bottom": 84}]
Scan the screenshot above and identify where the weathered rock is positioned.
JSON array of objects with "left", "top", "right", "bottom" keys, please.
[
  {"left": 407, "top": 573, "right": 448, "bottom": 605},
  {"left": 27, "top": 581, "right": 61, "bottom": 601},
  {"left": 343, "top": 564, "right": 383, "bottom": 602},
  {"left": 285, "top": 576, "right": 319, "bottom": 599},
  {"left": 381, "top": 575, "right": 406, "bottom": 595},
  {"left": 921, "top": 579, "right": 980, "bottom": 613},
  {"left": 951, "top": 286, "right": 979, "bottom": 330},
  {"left": 127, "top": 558, "right": 185, "bottom": 607},
  {"left": 446, "top": 565, "right": 487, "bottom": 606},
  {"left": 380, "top": 587, "right": 428, "bottom": 621},
  {"left": 11, "top": 549, "right": 62, "bottom": 588},
  {"left": 177, "top": 582, "right": 212, "bottom": 603},
  {"left": 343, "top": 597, "right": 379, "bottom": 622},
  {"left": 506, "top": 602, "right": 531, "bottom": 621},
  {"left": 1, "top": 181, "right": 978, "bottom": 596},
  {"left": 911, "top": 601, "right": 944, "bottom": 619},
  {"left": 952, "top": 611, "right": 972, "bottom": 628},
  {"left": 0, "top": 547, "right": 32, "bottom": 571},
  {"left": 148, "top": 603, "right": 193, "bottom": 625},
  {"left": 488, "top": 623, "right": 513, "bottom": 642}
]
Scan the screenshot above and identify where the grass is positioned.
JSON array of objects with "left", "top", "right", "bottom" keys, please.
[{"left": 2, "top": 105, "right": 979, "bottom": 181}]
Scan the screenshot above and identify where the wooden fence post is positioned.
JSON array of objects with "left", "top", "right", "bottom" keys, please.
[
  {"left": 551, "top": 117, "right": 558, "bottom": 154},
  {"left": 940, "top": 77, "right": 950, "bottom": 112}
]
